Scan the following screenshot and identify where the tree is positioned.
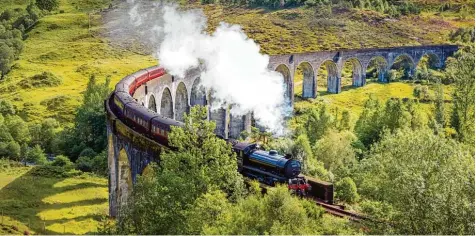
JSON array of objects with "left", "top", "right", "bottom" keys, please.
[
  {"left": 313, "top": 131, "right": 357, "bottom": 179},
  {"left": 335, "top": 177, "right": 359, "bottom": 204},
  {"left": 0, "top": 140, "right": 21, "bottom": 160},
  {"left": 434, "top": 81, "right": 446, "bottom": 127},
  {"left": 354, "top": 96, "right": 383, "bottom": 148},
  {"left": 305, "top": 105, "right": 333, "bottom": 144},
  {"left": 25, "top": 144, "right": 47, "bottom": 164},
  {"left": 355, "top": 128, "right": 474, "bottom": 234},
  {"left": 29, "top": 118, "right": 59, "bottom": 153},
  {"left": 447, "top": 49, "right": 475, "bottom": 144},
  {"left": 117, "top": 106, "right": 245, "bottom": 234},
  {"left": 188, "top": 185, "right": 357, "bottom": 235},
  {"left": 4, "top": 115, "right": 30, "bottom": 145},
  {"left": 56, "top": 75, "right": 110, "bottom": 160},
  {"left": 338, "top": 110, "right": 351, "bottom": 131},
  {"left": 291, "top": 134, "right": 312, "bottom": 171},
  {"left": 355, "top": 97, "right": 424, "bottom": 148},
  {"left": 35, "top": 0, "right": 59, "bottom": 11},
  {"left": 51, "top": 155, "right": 72, "bottom": 167},
  {"left": 0, "top": 43, "right": 14, "bottom": 79},
  {"left": 0, "top": 99, "right": 15, "bottom": 116}
]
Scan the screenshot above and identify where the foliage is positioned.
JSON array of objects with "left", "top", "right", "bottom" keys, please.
[
  {"left": 35, "top": 0, "right": 59, "bottom": 11},
  {"left": 55, "top": 75, "right": 110, "bottom": 161},
  {"left": 291, "top": 134, "right": 313, "bottom": 170},
  {"left": 185, "top": 185, "right": 357, "bottom": 235},
  {"left": 116, "top": 106, "right": 245, "bottom": 234},
  {"left": 0, "top": 141, "right": 21, "bottom": 160},
  {"left": 50, "top": 155, "right": 72, "bottom": 167},
  {"left": 313, "top": 130, "right": 357, "bottom": 179},
  {"left": 447, "top": 48, "right": 475, "bottom": 144},
  {"left": 304, "top": 104, "right": 334, "bottom": 144},
  {"left": 25, "top": 144, "right": 47, "bottom": 164},
  {"left": 433, "top": 81, "right": 445, "bottom": 127},
  {"left": 0, "top": 158, "right": 23, "bottom": 170},
  {"left": 335, "top": 177, "right": 359, "bottom": 204},
  {"left": 18, "top": 72, "right": 62, "bottom": 88},
  {"left": 449, "top": 27, "right": 475, "bottom": 45},
  {"left": 412, "top": 84, "right": 430, "bottom": 101},
  {"left": 338, "top": 109, "right": 351, "bottom": 131},
  {"left": 354, "top": 96, "right": 425, "bottom": 148},
  {"left": 355, "top": 128, "right": 474, "bottom": 234},
  {"left": 75, "top": 151, "right": 107, "bottom": 175},
  {"left": 29, "top": 118, "right": 59, "bottom": 153}
]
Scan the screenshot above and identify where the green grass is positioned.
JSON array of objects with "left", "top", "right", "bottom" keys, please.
[
  {"left": 201, "top": 5, "right": 473, "bottom": 55},
  {"left": 0, "top": 166, "right": 108, "bottom": 234},
  {"left": 293, "top": 81, "right": 454, "bottom": 124},
  {"left": 0, "top": 0, "right": 156, "bottom": 124}
]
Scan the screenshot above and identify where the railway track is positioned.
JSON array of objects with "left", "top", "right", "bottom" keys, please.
[{"left": 311, "top": 198, "right": 366, "bottom": 222}]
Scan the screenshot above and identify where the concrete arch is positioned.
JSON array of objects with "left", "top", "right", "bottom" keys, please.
[
  {"left": 416, "top": 53, "right": 442, "bottom": 69},
  {"left": 318, "top": 60, "right": 340, "bottom": 94},
  {"left": 342, "top": 58, "right": 365, "bottom": 87},
  {"left": 148, "top": 94, "right": 157, "bottom": 112},
  {"left": 391, "top": 53, "right": 416, "bottom": 79},
  {"left": 366, "top": 56, "right": 388, "bottom": 82},
  {"left": 296, "top": 62, "right": 316, "bottom": 98},
  {"left": 160, "top": 87, "right": 174, "bottom": 119},
  {"left": 117, "top": 148, "right": 132, "bottom": 206},
  {"left": 190, "top": 77, "right": 207, "bottom": 106},
  {"left": 275, "top": 64, "right": 293, "bottom": 106},
  {"left": 209, "top": 91, "right": 228, "bottom": 139},
  {"left": 175, "top": 82, "right": 189, "bottom": 122}
]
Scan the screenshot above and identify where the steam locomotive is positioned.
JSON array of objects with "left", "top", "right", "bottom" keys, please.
[{"left": 108, "top": 66, "right": 312, "bottom": 196}]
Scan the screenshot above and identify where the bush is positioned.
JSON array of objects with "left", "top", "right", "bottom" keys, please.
[
  {"left": 30, "top": 165, "right": 80, "bottom": 178},
  {"left": 75, "top": 151, "right": 107, "bottom": 175},
  {"left": 335, "top": 177, "right": 359, "bottom": 204},
  {"left": 36, "top": 0, "right": 59, "bottom": 11},
  {"left": 0, "top": 158, "right": 23, "bottom": 171},
  {"left": 76, "top": 155, "right": 93, "bottom": 172},
  {"left": 18, "top": 72, "right": 61, "bottom": 89},
  {"left": 0, "top": 141, "right": 21, "bottom": 160},
  {"left": 25, "top": 144, "right": 47, "bottom": 164},
  {"left": 50, "top": 155, "right": 72, "bottom": 167}
]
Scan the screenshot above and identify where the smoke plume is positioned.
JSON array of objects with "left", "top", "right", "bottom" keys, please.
[{"left": 107, "top": 1, "right": 288, "bottom": 135}]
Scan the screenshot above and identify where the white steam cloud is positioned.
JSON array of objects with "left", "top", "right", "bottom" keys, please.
[{"left": 109, "top": 1, "right": 288, "bottom": 135}]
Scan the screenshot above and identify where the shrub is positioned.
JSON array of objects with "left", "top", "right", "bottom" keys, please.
[
  {"left": 30, "top": 165, "right": 81, "bottom": 178},
  {"left": 76, "top": 155, "right": 93, "bottom": 172},
  {"left": 0, "top": 158, "right": 23, "bottom": 171},
  {"left": 335, "top": 177, "right": 359, "bottom": 204},
  {"left": 25, "top": 144, "right": 47, "bottom": 164},
  {"left": 36, "top": 0, "right": 59, "bottom": 11},
  {"left": 18, "top": 72, "right": 61, "bottom": 89},
  {"left": 50, "top": 155, "right": 72, "bottom": 167}
]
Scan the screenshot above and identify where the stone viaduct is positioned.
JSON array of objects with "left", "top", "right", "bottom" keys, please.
[{"left": 106, "top": 44, "right": 458, "bottom": 216}]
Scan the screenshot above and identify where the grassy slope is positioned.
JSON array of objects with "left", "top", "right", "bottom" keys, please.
[
  {"left": 0, "top": 166, "right": 108, "bottom": 234},
  {"left": 0, "top": 0, "right": 156, "bottom": 124}
]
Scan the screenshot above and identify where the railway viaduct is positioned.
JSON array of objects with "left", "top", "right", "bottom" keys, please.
[{"left": 106, "top": 44, "right": 458, "bottom": 216}]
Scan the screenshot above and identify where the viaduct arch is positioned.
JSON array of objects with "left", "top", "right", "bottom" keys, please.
[{"left": 106, "top": 44, "right": 458, "bottom": 216}]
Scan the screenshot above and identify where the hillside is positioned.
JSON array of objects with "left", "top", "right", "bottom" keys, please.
[
  {"left": 0, "top": 0, "right": 472, "bottom": 124},
  {"left": 0, "top": 165, "right": 108, "bottom": 234}
]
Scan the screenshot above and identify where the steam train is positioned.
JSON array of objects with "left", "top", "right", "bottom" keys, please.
[{"left": 108, "top": 66, "right": 320, "bottom": 198}]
